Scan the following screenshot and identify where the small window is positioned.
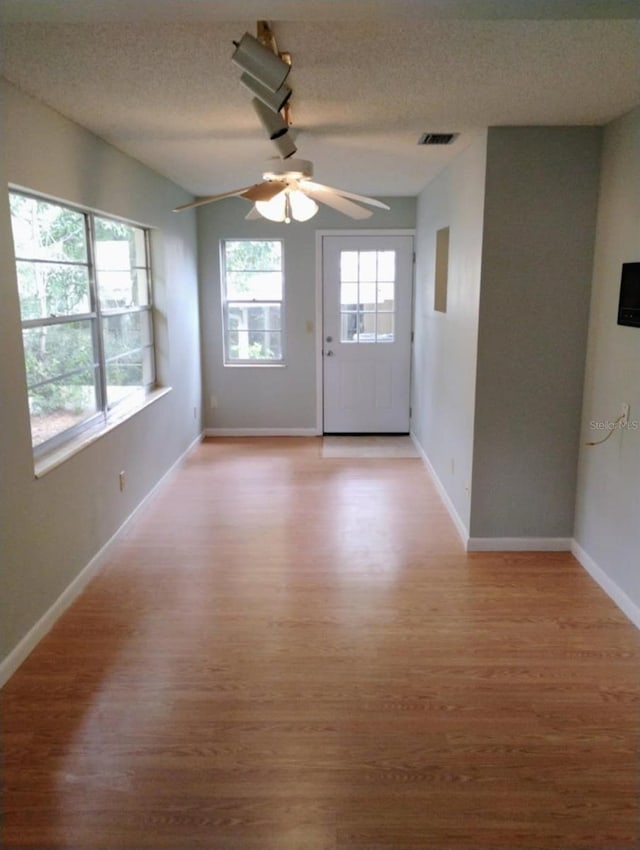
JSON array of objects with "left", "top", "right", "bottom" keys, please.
[
  {"left": 221, "top": 239, "right": 284, "bottom": 364},
  {"left": 9, "top": 191, "right": 155, "bottom": 455},
  {"left": 339, "top": 250, "right": 396, "bottom": 343}
]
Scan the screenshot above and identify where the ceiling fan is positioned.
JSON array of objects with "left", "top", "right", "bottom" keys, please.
[
  {"left": 173, "top": 159, "right": 390, "bottom": 222},
  {"left": 174, "top": 25, "right": 389, "bottom": 223}
]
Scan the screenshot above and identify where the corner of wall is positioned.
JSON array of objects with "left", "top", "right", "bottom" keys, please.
[
  {"left": 411, "top": 133, "right": 488, "bottom": 534},
  {"left": 573, "top": 106, "right": 640, "bottom": 615},
  {"left": 470, "top": 126, "right": 602, "bottom": 541}
]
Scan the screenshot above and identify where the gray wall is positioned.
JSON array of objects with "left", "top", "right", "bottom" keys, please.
[
  {"left": 197, "top": 197, "right": 416, "bottom": 431},
  {"left": 0, "top": 81, "right": 202, "bottom": 666},
  {"left": 470, "top": 127, "right": 602, "bottom": 539},
  {"left": 574, "top": 107, "right": 640, "bottom": 606},
  {"left": 411, "top": 133, "right": 488, "bottom": 533}
]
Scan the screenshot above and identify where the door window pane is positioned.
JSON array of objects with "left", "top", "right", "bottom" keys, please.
[
  {"left": 341, "top": 312, "right": 359, "bottom": 342},
  {"left": 340, "top": 251, "right": 359, "bottom": 282},
  {"left": 377, "top": 314, "right": 394, "bottom": 341},
  {"left": 360, "top": 313, "right": 377, "bottom": 338},
  {"left": 340, "top": 282, "right": 358, "bottom": 307},
  {"left": 359, "top": 251, "right": 377, "bottom": 282},
  {"left": 359, "top": 282, "right": 377, "bottom": 311},
  {"left": 339, "top": 250, "right": 397, "bottom": 343},
  {"left": 377, "top": 251, "right": 395, "bottom": 281},
  {"left": 377, "top": 282, "right": 395, "bottom": 311}
]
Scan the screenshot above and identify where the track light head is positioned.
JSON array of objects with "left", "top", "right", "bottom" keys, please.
[
  {"left": 232, "top": 32, "right": 291, "bottom": 93},
  {"left": 240, "top": 73, "right": 292, "bottom": 114},
  {"left": 272, "top": 132, "right": 297, "bottom": 159},
  {"left": 251, "top": 98, "right": 289, "bottom": 140}
]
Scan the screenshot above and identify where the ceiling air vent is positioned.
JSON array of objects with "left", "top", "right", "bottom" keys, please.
[{"left": 418, "top": 133, "right": 459, "bottom": 146}]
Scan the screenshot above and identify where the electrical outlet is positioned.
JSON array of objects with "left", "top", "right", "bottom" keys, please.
[
  {"left": 119, "top": 470, "right": 126, "bottom": 492},
  {"left": 621, "top": 403, "right": 630, "bottom": 427},
  {"left": 210, "top": 395, "right": 218, "bottom": 409}
]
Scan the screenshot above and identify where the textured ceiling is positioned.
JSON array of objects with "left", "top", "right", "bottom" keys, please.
[{"left": 1, "top": 2, "right": 639, "bottom": 198}]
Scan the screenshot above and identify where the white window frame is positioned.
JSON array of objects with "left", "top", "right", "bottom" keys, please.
[
  {"left": 9, "top": 188, "right": 157, "bottom": 461},
  {"left": 220, "top": 238, "right": 285, "bottom": 366}
]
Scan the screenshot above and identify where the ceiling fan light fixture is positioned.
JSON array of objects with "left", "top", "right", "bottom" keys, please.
[
  {"left": 252, "top": 98, "right": 288, "bottom": 140},
  {"left": 240, "top": 73, "right": 292, "bottom": 113},
  {"left": 255, "top": 192, "right": 287, "bottom": 222},
  {"left": 263, "top": 158, "right": 312, "bottom": 181},
  {"left": 232, "top": 32, "right": 291, "bottom": 93},
  {"left": 288, "top": 189, "right": 318, "bottom": 222},
  {"left": 255, "top": 188, "right": 319, "bottom": 224}
]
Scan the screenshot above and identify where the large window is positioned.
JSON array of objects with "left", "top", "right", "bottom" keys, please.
[
  {"left": 9, "top": 191, "right": 155, "bottom": 454},
  {"left": 221, "top": 239, "right": 284, "bottom": 364}
]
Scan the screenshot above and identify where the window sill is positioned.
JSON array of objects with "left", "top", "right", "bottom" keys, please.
[
  {"left": 223, "top": 362, "right": 287, "bottom": 368},
  {"left": 34, "top": 387, "right": 172, "bottom": 479}
]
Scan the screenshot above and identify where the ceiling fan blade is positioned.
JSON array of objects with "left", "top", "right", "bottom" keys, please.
[
  {"left": 245, "top": 206, "right": 262, "bottom": 220},
  {"left": 173, "top": 185, "right": 261, "bottom": 212},
  {"left": 241, "top": 181, "right": 288, "bottom": 202},
  {"left": 173, "top": 181, "right": 288, "bottom": 212},
  {"left": 303, "top": 181, "right": 390, "bottom": 210},
  {"left": 302, "top": 187, "right": 373, "bottom": 220}
]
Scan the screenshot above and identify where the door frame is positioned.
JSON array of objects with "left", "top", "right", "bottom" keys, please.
[{"left": 314, "top": 229, "right": 416, "bottom": 434}]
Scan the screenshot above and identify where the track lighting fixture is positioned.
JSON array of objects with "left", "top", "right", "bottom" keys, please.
[
  {"left": 240, "top": 73, "right": 291, "bottom": 114},
  {"left": 272, "top": 131, "right": 297, "bottom": 159},
  {"left": 231, "top": 32, "right": 291, "bottom": 94},
  {"left": 251, "top": 98, "right": 289, "bottom": 140},
  {"left": 232, "top": 22, "right": 296, "bottom": 157}
]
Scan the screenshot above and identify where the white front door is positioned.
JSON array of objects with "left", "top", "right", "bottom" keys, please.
[{"left": 322, "top": 234, "right": 414, "bottom": 433}]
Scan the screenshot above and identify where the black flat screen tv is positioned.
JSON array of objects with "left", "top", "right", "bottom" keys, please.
[{"left": 618, "top": 262, "right": 640, "bottom": 328}]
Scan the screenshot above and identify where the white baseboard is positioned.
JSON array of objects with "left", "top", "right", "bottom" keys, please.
[
  {"left": 0, "top": 431, "right": 204, "bottom": 688},
  {"left": 410, "top": 432, "right": 469, "bottom": 547},
  {"left": 204, "top": 428, "right": 319, "bottom": 437},
  {"left": 409, "top": 435, "right": 574, "bottom": 554},
  {"left": 467, "top": 537, "right": 572, "bottom": 552},
  {"left": 571, "top": 541, "right": 640, "bottom": 630},
  {"left": 0, "top": 540, "right": 109, "bottom": 689}
]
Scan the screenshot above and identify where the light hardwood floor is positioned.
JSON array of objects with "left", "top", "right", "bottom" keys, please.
[{"left": 2, "top": 437, "right": 639, "bottom": 849}]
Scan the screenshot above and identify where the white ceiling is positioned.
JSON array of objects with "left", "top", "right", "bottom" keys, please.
[{"left": 1, "top": 1, "right": 639, "bottom": 198}]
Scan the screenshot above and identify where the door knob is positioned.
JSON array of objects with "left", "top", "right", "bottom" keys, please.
[
  {"left": 325, "top": 335, "right": 333, "bottom": 343},
  {"left": 326, "top": 350, "right": 334, "bottom": 356}
]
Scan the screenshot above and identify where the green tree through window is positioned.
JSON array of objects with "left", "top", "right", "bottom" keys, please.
[
  {"left": 221, "top": 239, "right": 284, "bottom": 364},
  {"left": 9, "top": 192, "right": 155, "bottom": 451}
]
